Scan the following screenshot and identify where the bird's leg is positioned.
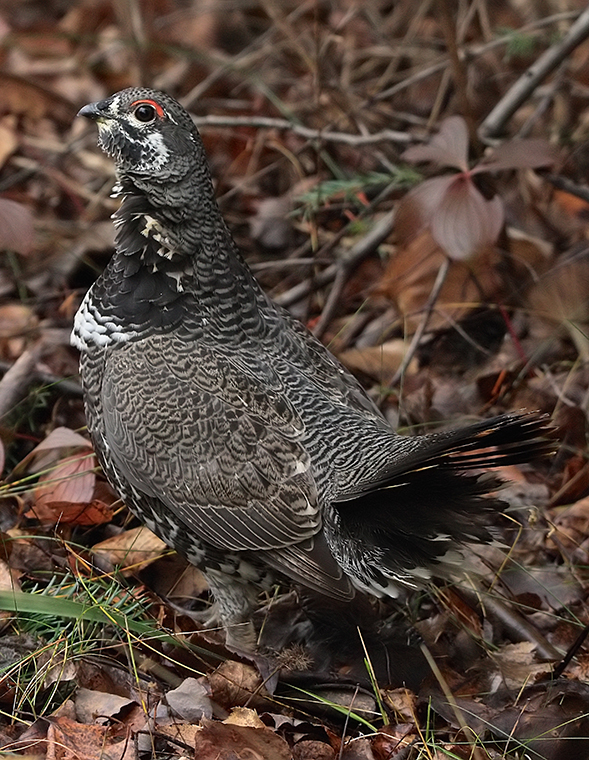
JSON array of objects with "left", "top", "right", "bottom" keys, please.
[{"left": 204, "top": 568, "right": 259, "bottom": 653}]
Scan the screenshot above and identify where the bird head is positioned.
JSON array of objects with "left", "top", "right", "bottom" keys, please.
[{"left": 78, "top": 88, "right": 199, "bottom": 182}]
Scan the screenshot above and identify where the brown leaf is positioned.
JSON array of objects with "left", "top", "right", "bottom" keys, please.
[
  {"left": 208, "top": 660, "right": 270, "bottom": 710},
  {"left": 31, "top": 427, "right": 92, "bottom": 454},
  {"left": 32, "top": 452, "right": 96, "bottom": 517},
  {"left": 490, "top": 642, "right": 553, "bottom": 689},
  {"left": 527, "top": 250, "right": 589, "bottom": 360},
  {"left": 47, "top": 716, "right": 135, "bottom": 760},
  {"left": 194, "top": 719, "right": 291, "bottom": 760},
  {"left": 75, "top": 688, "right": 136, "bottom": 725},
  {"left": 250, "top": 195, "right": 293, "bottom": 249},
  {"left": 0, "top": 74, "right": 76, "bottom": 124},
  {"left": 382, "top": 688, "right": 417, "bottom": 722},
  {"left": 158, "top": 721, "right": 201, "bottom": 747},
  {"left": 0, "top": 559, "right": 19, "bottom": 631},
  {"left": 0, "top": 198, "right": 34, "bottom": 256},
  {"left": 0, "top": 117, "right": 17, "bottom": 169},
  {"left": 293, "top": 739, "right": 335, "bottom": 759},
  {"left": 500, "top": 564, "right": 583, "bottom": 612},
  {"left": 402, "top": 116, "right": 469, "bottom": 171},
  {"left": 376, "top": 231, "right": 502, "bottom": 333},
  {"left": 24, "top": 426, "right": 92, "bottom": 475},
  {"left": 0, "top": 304, "right": 37, "bottom": 339},
  {"left": 27, "top": 499, "right": 113, "bottom": 527},
  {"left": 395, "top": 175, "right": 455, "bottom": 245},
  {"left": 91, "top": 526, "right": 167, "bottom": 574},
  {"left": 371, "top": 726, "right": 416, "bottom": 760},
  {"left": 338, "top": 340, "right": 416, "bottom": 381},
  {"left": 477, "top": 138, "right": 558, "bottom": 172},
  {"left": 340, "top": 737, "right": 376, "bottom": 759},
  {"left": 549, "top": 496, "right": 589, "bottom": 553},
  {"left": 224, "top": 707, "right": 266, "bottom": 728}
]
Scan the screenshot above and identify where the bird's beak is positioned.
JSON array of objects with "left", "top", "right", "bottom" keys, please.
[{"left": 77, "top": 100, "right": 109, "bottom": 121}]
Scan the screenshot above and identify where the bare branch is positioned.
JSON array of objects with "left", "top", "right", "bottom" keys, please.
[
  {"left": 480, "top": 6, "right": 589, "bottom": 139},
  {"left": 191, "top": 114, "right": 412, "bottom": 146}
]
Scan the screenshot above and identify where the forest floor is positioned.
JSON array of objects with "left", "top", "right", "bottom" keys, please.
[{"left": 0, "top": 1, "right": 589, "bottom": 758}]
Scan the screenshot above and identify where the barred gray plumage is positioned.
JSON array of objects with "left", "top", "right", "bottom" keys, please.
[{"left": 73, "top": 88, "right": 551, "bottom": 649}]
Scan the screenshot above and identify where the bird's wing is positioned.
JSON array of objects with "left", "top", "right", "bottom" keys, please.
[
  {"left": 101, "top": 333, "right": 321, "bottom": 553},
  {"left": 280, "top": 309, "right": 387, "bottom": 422}
]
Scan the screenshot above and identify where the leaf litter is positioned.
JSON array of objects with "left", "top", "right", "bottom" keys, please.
[{"left": 0, "top": 1, "right": 588, "bottom": 758}]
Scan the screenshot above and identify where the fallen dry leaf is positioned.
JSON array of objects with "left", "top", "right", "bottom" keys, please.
[
  {"left": 527, "top": 248, "right": 589, "bottom": 360},
  {"left": 0, "top": 198, "right": 34, "bottom": 256},
  {"left": 23, "top": 426, "right": 93, "bottom": 475},
  {"left": 46, "top": 715, "right": 135, "bottom": 760},
  {"left": 0, "top": 116, "right": 17, "bottom": 168},
  {"left": 377, "top": 231, "right": 502, "bottom": 333},
  {"left": 490, "top": 641, "right": 553, "bottom": 690},
  {"left": 193, "top": 719, "right": 291, "bottom": 760},
  {"left": 75, "top": 687, "right": 136, "bottom": 725},
  {"left": 293, "top": 739, "right": 335, "bottom": 759},
  {"left": 91, "top": 526, "right": 168, "bottom": 574},
  {"left": 338, "top": 339, "right": 416, "bottom": 381},
  {"left": 224, "top": 706, "right": 266, "bottom": 728},
  {"left": 30, "top": 451, "right": 96, "bottom": 523},
  {"left": 208, "top": 660, "right": 270, "bottom": 710},
  {"left": 28, "top": 498, "right": 114, "bottom": 527},
  {"left": 165, "top": 677, "right": 213, "bottom": 722}
]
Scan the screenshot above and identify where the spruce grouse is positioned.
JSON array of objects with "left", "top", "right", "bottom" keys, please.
[{"left": 73, "top": 88, "right": 551, "bottom": 649}]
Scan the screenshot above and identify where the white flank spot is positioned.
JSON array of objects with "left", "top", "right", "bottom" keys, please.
[
  {"left": 141, "top": 214, "right": 162, "bottom": 237},
  {"left": 71, "top": 289, "right": 137, "bottom": 351},
  {"left": 167, "top": 271, "right": 184, "bottom": 291}
]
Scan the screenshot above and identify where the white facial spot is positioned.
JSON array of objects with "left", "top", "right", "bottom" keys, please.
[{"left": 139, "top": 131, "right": 170, "bottom": 172}]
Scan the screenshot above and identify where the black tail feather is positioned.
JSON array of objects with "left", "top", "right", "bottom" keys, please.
[
  {"left": 329, "top": 413, "right": 554, "bottom": 596},
  {"left": 343, "top": 412, "right": 554, "bottom": 500}
]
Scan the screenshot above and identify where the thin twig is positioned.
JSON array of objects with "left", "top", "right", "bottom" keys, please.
[
  {"left": 274, "top": 208, "right": 396, "bottom": 310},
  {"left": 371, "top": 11, "right": 578, "bottom": 104},
  {"left": 0, "top": 342, "right": 45, "bottom": 419},
  {"left": 0, "top": 359, "right": 82, "bottom": 398},
  {"left": 311, "top": 209, "right": 397, "bottom": 339},
  {"left": 551, "top": 623, "right": 589, "bottom": 680},
  {"left": 180, "top": 1, "right": 315, "bottom": 108},
  {"left": 544, "top": 173, "right": 589, "bottom": 204},
  {"left": 436, "top": 0, "right": 477, "bottom": 145},
  {"left": 192, "top": 115, "right": 411, "bottom": 146},
  {"left": 421, "top": 644, "right": 488, "bottom": 760},
  {"left": 480, "top": 5, "right": 589, "bottom": 138},
  {"left": 390, "top": 258, "right": 451, "bottom": 387}
]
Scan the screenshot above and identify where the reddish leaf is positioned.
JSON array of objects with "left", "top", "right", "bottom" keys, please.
[
  {"left": 24, "top": 426, "right": 92, "bottom": 475},
  {"left": 193, "top": 720, "right": 291, "bottom": 760},
  {"left": 402, "top": 116, "right": 469, "bottom": 172},
  {"left": 32, "top": 452, "right": 96, "bottom": 517},
  {"left": 476, "top": 138, "right": 558, "bottom": 173},
  {"left": 47, "top": 716, "right": 135, "bottom": 760},
  {"left": 431, "top": 174, "right": 504, "bottom": 260},
  {"left": 31, "top": 427, "right": 91, "bottom": 454},
  {"left": 27, "top": 499, "right": 113, "bottom": 526},
  {"left": 395, "top": 174, "right": 456, "bottom": 243}
]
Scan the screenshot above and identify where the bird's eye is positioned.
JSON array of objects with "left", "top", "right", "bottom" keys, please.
[{"left": 133, "top": 103, "right": 157, "bottom": 123}]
